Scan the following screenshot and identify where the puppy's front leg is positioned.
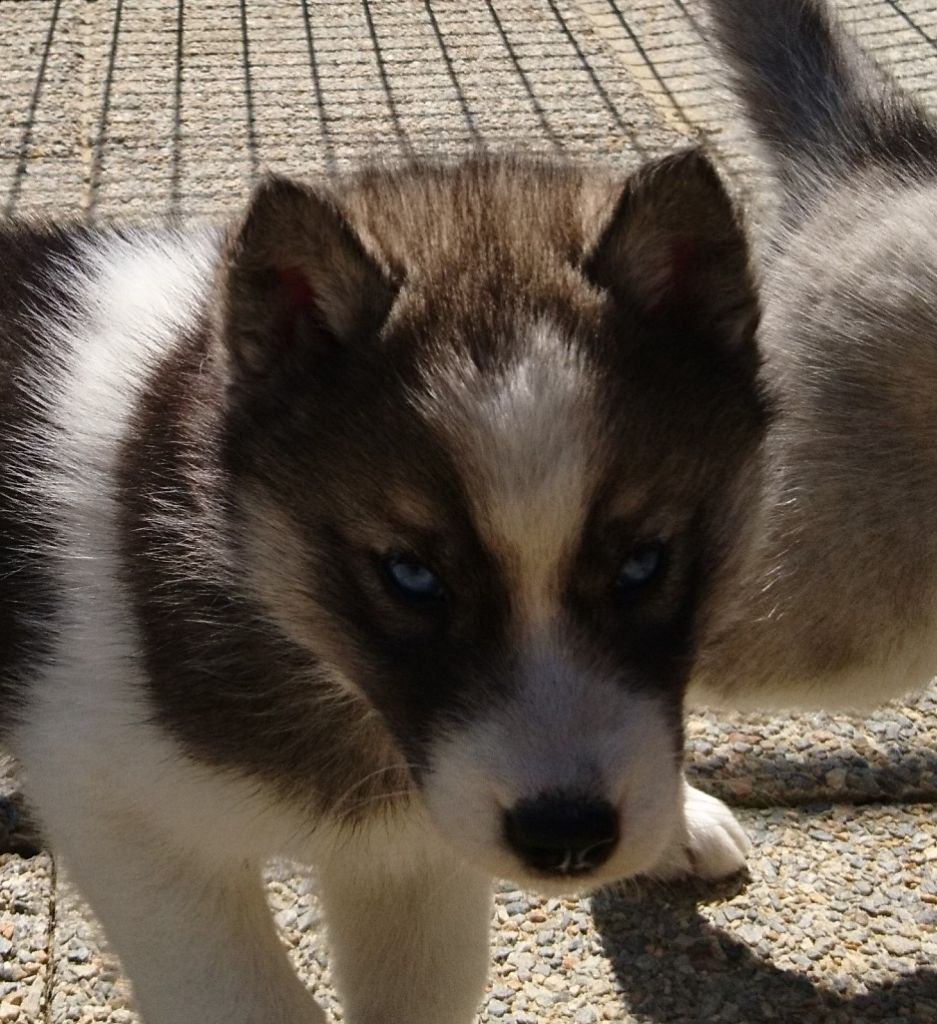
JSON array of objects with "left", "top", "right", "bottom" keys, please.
[
  {"left": 318, "top": 840, "right": 492, "bottom": 1024},
  {"left": 649, "top": 778, "right": 751, "bottom": 881},
  {"left": 56, "top": 817, "right": 324, "bottom": 1024}
]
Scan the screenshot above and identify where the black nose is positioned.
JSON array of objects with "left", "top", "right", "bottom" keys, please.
[{"left": 503, "top": 794, "right": 619, "bottom": 876}]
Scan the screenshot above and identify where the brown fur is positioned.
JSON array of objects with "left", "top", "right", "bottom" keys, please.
[
  {"left": 110, "top": 152, "right": 768, "bottom": 808},
  {"left": 0, "top": 151, "right": 770, "bottom": 1024}
]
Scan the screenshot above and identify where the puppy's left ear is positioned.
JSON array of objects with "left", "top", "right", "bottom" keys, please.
[
  {"left": 220, "top": 175, "right": 397, "bottom": 379},
  {"left": 585, "top": 148, "right": 759, "bottom": 349}
]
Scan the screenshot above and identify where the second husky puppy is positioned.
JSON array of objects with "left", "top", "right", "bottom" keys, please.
[
  {"left": 0, "top": 153, "right": 765, "bottom": 1024},
  {"left": 695, "top": 3, "right": 937, "bottom": 712}
]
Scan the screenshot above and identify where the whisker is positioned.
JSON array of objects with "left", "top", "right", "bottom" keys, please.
[
  {"left": 328, "top": 761, "right": 419, "bottom": 818},
  {"left": 334, "top": 787, "right": 416, "bottom": 823}
]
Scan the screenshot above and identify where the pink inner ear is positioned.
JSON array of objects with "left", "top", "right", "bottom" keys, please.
[
  {"left": 668, "top": 237, "right": 701, "bottom": 293},
  {"left": 276, "top": 265, "right": 318, "bottom": 312},
  {"left": 634, "top": 237, "right": 704, "bottom": 314}
]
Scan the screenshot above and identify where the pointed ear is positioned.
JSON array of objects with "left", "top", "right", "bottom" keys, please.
[
  {"left": 584, "top": 149, "right": 759, "bottom": 348},
  {"left": 220, "top": 175, "right": 397, "bottom": 377}
]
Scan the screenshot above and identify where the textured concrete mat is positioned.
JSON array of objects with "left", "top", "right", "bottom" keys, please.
[
  {"left": 589, "top": 804, "right": 937, "bottom": 1024},
  {"left": 0, "top": 0, "right": 691, "bottom": 221},
  {"left": 0, "top": 854, "right": 52, "bottom": 1024},
  {"left": 3, "top": 804, "right": 935, "bottom": 1024},
  {"left": 688, "top": 686, "right": 937, "bottom": 809},
  {"left": 4, "top": 0, "right": 935, "bottom": 218}
]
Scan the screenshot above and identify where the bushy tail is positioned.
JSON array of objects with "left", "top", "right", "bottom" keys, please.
[{"left": 705, "top": 0, "right": 937, "bottom": 210}]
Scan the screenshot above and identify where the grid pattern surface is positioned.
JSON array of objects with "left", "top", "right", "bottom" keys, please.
[
  {"left": 0, "top": 0, "right": 687, "bottom": 220},
  {"left": 2, "top": 1, "right": 935, "bottom": 222}
]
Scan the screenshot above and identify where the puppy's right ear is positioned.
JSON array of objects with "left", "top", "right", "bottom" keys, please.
[
  {"left": 584, "top": 148, "right": 759, "bottom": 351},
  {"left": 220, "top": 176, "right": 397, "bottom": 379}
]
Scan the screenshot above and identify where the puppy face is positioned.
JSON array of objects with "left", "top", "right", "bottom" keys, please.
[{"left": 220, "top": 154, "right": 766, "bottom": 887}]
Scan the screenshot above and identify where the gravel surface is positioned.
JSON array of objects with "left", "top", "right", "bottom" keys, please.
[
  {"left": 0, "top": 854, "right": 51, "bottom": 1024},
  {"left": 5, "top": 794, "right": 936, "bottom": 1024},
  {"left": 2, "top": 1, "right": 937, "bottom": 1022},
  {"left": 688, "top": 691, "right": 937, "bottom": 809}
]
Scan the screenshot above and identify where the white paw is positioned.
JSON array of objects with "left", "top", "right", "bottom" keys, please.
[{"left": 650, "top": 784, "right": 751, "bottom": 881}]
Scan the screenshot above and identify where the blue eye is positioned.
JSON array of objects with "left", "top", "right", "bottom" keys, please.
[
  {"left": 383, "top": 555, "right": 445, "bottom": 603},
  {"left": 615, "top": 543, "right": 666, "bottom": 594}
]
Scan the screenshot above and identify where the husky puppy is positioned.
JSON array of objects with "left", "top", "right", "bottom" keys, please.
[
  {"left": 0, "top": 154, "right": 765, "bottom": 1024},
  {"left": 693, "top": 4, "right": 937, "bottom": 712}
]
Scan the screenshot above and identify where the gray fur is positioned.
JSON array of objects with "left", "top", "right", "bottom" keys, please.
[
  {"left": 705, "top": 0, "right": 937, "bottom": 221},
  {"left": 694, "top": 0, "right": 937, "bottom": 710}
]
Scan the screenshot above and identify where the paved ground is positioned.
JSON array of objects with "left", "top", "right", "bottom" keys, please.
[{"left": 1, "top": 1, "right": 937, "bottom": 1022}]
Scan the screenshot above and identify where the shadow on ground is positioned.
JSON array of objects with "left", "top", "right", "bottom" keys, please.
[
  {"left": 687, "top": 745, "right": 937, "bottom": 807},
  {"left": 593, "top": 876, "right": 936, "bottom": 1024},
  {"left": 0, "top": 795, "right": 41, "bottom": 857}
]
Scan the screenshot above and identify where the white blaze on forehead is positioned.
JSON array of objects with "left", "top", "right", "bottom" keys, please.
[{"left": 440, "top": 320, "right": 602, "bottom": 624}]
